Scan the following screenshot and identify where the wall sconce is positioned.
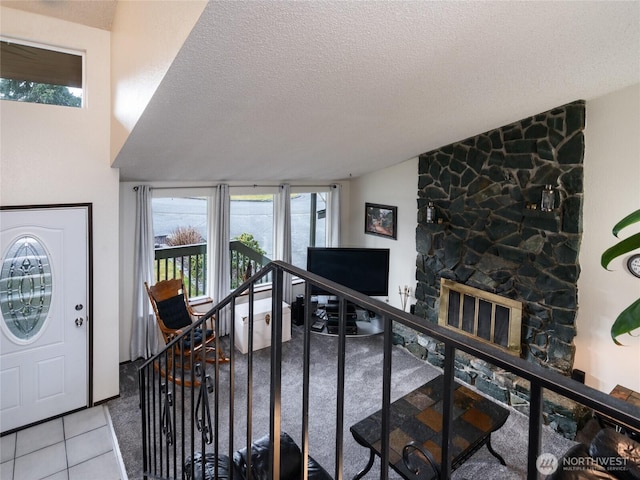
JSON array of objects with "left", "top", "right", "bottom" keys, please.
[
  {"left": 540, "top": 184, "right": 556, "bottom": 212},
  {"left": 426, "top": 201, "right": 436, "bottom": 223}
]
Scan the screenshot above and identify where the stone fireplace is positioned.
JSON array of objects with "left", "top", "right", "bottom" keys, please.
[{"left": 393, "top": 100, "right": 588, "bottom": 437}]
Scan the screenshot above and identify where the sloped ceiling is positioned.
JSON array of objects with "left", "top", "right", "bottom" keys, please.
[
  {"left": 21, "top": 1, "right": 640, "bottom": 183},
  {"left": 2, "top": 0, "right": 117, "bottom": 31}
]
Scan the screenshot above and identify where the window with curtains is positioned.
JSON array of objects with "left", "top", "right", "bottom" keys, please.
[
  {"left": 151, "top": 195, "right": 208, "bottom": 298},
  {"left": 290, "top": 192, "right": 327, "bottom": 268},
  {"left": 229, "top": 193, "right": 274, "bottom": 288},
  {"left": 228, "top": 190, "right": 328, "bottom": 282},
  {"left": 151, "top": 188, "right": 329, "bottom": 295}
]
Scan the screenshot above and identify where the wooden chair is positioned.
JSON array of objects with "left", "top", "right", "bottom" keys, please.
[{"left": 145, "top": 278, "right": 228, "bottom": 386}]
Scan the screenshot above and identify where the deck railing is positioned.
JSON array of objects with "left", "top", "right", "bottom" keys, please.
[
  {"left": 154, "top": 243, "right": 208, "bottom": 297},
  {"left": 154, "top": 241, "right": 271, "bottom": 296},
  {"left": 229, "top": 241, "right": 272, "bottom": 288},
  {"left": 139, "top": 261, "right": 640, "bottom": 480}
]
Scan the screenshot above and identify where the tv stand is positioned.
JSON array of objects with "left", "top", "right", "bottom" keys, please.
[
  {"left": 323, "top": 301, "right": 357, "bottom": 316},
  {"left": 325, "top": 315, "right": 358, "bottom": 335},
  {"left": 310, "top": 305, "right": 383, "bottom": 337}
]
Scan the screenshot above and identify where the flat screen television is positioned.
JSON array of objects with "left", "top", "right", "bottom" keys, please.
[{"left": 306, "top": 247, "right": 390, "bottom": 297}]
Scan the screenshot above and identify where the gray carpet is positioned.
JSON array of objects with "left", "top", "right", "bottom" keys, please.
[{"left": 107, "top": 325, "right": 575, "bottom": 479}]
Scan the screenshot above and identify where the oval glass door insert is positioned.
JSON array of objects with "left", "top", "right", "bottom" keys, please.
[{"left": 0, "top": 236, "right": 53, "bottom": 341}]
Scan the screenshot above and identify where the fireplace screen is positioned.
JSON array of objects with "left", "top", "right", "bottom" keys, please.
[{"left": 439, "top": 279, "right": 522, "bottom": 354}]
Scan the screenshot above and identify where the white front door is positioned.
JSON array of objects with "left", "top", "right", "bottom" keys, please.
[{"left": 0, "top": 204, "right": 90, "bottom": 432}]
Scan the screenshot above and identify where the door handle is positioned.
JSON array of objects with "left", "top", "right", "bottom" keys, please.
[{"left": 75, "top": 317, "right": 84, "bottom": 327}]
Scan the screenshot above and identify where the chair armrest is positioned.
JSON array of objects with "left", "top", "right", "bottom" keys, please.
[
  {"left": 165, "top": 329, "right": 184, "bottom": 340},
  {"left": 188, "top": 308, "right": 215, "bottom": 329},
  {"left": 196, "top": 314, "right": 216, "bottom": 332},
  {"left": 186, "top": 302, "right": 204, "bottom": 317},
  {"left": 186, "top": 307, "right": 213, "bottom": 327},
  {"left": 158, "top": 322, "right": 181, "bottom": 337}
]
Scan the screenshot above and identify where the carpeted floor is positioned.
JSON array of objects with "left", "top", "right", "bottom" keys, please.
[{"left": 107, "top": 325, "right": 576, "bottom": 479}]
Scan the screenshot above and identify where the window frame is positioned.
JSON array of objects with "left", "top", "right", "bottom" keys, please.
[
  {"left": 288, "top": 186, "right": 330, "bottom": 270},
  {"left": 151, "top": 188, "right": 209, "bottom": 300},
  {"left": 150, "top": 185, "right": 333, "bottom": 297},
  {"left": 0, "top": 36, "right": 85, "bottom": 108}
]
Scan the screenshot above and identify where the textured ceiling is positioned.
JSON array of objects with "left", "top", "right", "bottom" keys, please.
[
  {"left": 1, "top": 0, "right": 117, "bottom": 31},
  {"left": 25, "top": 1, "right": 640, "bottom": 183}
]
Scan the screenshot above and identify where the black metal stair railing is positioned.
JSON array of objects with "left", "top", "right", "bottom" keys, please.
[{"left": 139, "top": 261, "right": 640, "bottom": 480}]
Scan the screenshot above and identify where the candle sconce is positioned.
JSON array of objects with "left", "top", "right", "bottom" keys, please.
[
  {"left": 525, "top": 185, "right": 558, "bottom": 212},
  {"left": 540, "top": 184, "right": 556, "bottom": 212},
  {"left": 426, "top": 201, "right": 436, "bottom": 223},
  {"left": 425, "top": 201, "right": 445, "bottom": 224}
]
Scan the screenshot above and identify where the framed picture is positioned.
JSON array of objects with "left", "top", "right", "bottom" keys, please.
[{"left": 365, "top": 203, "right": 397, "bottom": 239}]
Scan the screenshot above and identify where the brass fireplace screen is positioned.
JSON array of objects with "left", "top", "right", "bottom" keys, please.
[{"left": 438, "top": 278, "right": 522, "bottom": 355}]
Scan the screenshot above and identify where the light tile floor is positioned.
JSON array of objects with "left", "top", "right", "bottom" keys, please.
[{"left": 0, "top": 405, "right": 126, "bottom": 480}]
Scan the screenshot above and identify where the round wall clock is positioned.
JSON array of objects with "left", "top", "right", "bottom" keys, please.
[{"left": 627, "top": 254, "right": 640, "bottom": 278}]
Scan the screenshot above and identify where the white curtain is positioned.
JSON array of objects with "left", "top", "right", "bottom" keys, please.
[
  {"left": 326, "top": 183, "right": 342, "bottom": 247},
  {"left": 209, "top": 184, "right": 231, "bottom": 335},
  {"left": 130, "top": 185, "right": 158, "bottom": 360},
  {"left": 274, "top": 184, "right": 293, "bottom": 304}
]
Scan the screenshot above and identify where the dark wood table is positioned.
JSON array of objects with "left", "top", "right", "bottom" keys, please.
[{"left": 350, "top": 375, "right": 510, "bottom": 480}]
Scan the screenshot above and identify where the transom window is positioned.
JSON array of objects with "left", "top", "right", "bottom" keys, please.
[{"left": 1, "top": 38, "right": 83, "bottom": 107}]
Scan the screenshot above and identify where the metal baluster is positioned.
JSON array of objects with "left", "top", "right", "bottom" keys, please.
[
  {"left": 528, "top": 383, "right": 543, "bottom": 479},
  {"left": 160, "top": 383, "right": 174, "bottom": 446},
  {"left": 194, "top": 362, "right": 214, "bottom": 444}
]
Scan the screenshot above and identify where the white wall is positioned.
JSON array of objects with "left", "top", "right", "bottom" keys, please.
[
  {"left": 110, "top": 0, "right": 206, "bottom": 162},
  {"left": 346, "top": 158, "right": 419, "bottom": 311},
  {"left": 0, "top": 8, "right": 120, "bottom": 402},
  {"left": 574, "top": 84, "right": 640, "bottom": 393}
]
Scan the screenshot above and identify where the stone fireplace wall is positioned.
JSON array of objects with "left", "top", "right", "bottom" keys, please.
[{"left": 393, "top": 101, "right": 587, "bottom": 436}]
